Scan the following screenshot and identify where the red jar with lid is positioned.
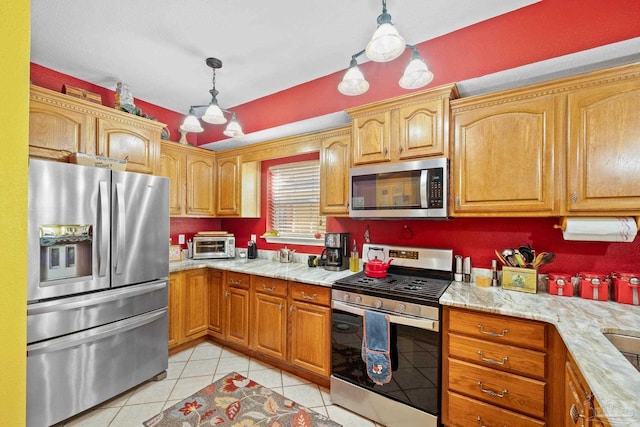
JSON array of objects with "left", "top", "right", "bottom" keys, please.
[
  {"left": 611, "top": 272, "right": 640, "bottom": 305},
  {"left": 578, "top": 272, "right": 609, "bottom": 301},
  {"left": 548, "top": 273, "right": 573, "bottom": 296}
]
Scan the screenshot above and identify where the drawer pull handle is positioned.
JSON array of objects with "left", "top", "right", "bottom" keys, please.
[
  {"left": 477, "top": 381, "right": 508, "bottom": 398},
  {"left": 262, "top": 284, "right": 276, "bottom": 292},
  {"left": 570, "top": 403, "right": 586, "bottom": 425},
  {"left": 476, "top": 416, "right": 506, "bottom": 427},
  {"left": 477, "top": 324, "right": 508, "bottom": 337},
  {"left": 301, "top": 291, "right": 317, "bottom": 301},
  {"left": 477, "top": 350, "right": 509, "bottom": 365},
  {"left": 231, "top": 279, "right": 242, "bottom": 286}
]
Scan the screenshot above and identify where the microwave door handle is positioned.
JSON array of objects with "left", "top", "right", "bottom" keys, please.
[
  {"left": 420, "top": 170, "right": 429, "bottom": 208},
  {"left": 114, "top": 182, "right": 126, "bottom": 274},
  {"left": 98, "top": 181, "right": 109, "bottom": 277}
]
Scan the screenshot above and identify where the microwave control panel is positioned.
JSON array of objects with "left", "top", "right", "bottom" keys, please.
[{"left": 428, "top": 168, "right": 444, "bottom": 208}]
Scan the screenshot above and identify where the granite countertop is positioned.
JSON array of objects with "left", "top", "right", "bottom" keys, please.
[
  {"left": 441, "top": 281, "right": 640, "bottom": 427},
  {"left": 169, "top": 255, "right": 355, "bottom": 287}
]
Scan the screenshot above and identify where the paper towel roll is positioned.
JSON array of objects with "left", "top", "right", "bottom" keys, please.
[{"left": 562, "top": 217, "right": 638, "bottom": 242}]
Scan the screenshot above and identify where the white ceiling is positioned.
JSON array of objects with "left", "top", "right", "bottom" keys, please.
[{"left": 31, "top": 0, "right": 539, "bottom": 116}]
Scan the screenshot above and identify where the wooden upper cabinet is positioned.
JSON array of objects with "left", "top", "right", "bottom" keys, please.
[
  {"left": 29, "top": 85, "right": 165, "bottom": 173},
  {"left": 159, "top": 142, "right": 187, "bottom": 216},
  {"left": 320, "top": 128, "right": 351, "bottom": 216},
  {"left": 29, "top": 93, "right": 96, "bottom": 161},
  {"left": 159, "top": 141, "right": 216, "bottom": 217},
  {"left": 348, "top": 84, "right": 458, "bottom": 166},
  {"left": 186, "top": 151, "right": 216, "bottom": 216},
  {"left": 565, "top": 69, "right": 640, "bottom": 214},
  {"left": 451, "top": 92, "right": 559, "bottom": 216},
  {"left": 97, "top": 116, "right": 159, "bottom": 174},
  {"left": 215, "top": 155, "right": 240, "bottom": 216}
]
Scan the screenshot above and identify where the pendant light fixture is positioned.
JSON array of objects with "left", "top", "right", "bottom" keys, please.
[
  {"left": 338, "top": 0, "right": 434, "bottom": 96},
  {"left": 180, "top": 57, "right": 245, "bottom": 137}
]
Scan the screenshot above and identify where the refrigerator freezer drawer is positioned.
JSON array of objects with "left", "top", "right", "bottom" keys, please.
[
  {"left": 26, "top": 307, "right": 168, "bottom": 427},
  {"left": 27, "top": 279, "right": 167, "bottom": 344}
]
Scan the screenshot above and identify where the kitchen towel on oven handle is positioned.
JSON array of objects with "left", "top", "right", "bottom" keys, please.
[{"left": 361, "top": 310, "right": 392, "bottom": 385}]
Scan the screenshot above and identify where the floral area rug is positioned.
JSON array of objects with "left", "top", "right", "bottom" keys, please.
[{"left": 143, "top": 372, "right": 342, "bottom": 427}]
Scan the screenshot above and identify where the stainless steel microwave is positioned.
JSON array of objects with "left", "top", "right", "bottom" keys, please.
[
  {"left": 349, "top": 158, "right": 448, "bottom": 219},
  {"left": 192, "top": 236, "right": 235, "bottom": 259}
]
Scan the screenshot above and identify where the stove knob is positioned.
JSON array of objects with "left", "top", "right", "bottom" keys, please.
[
  {"left": 355, "top": 295, "right": 363, "bottom": 304},
  {"left": 342, "top": 293, "right": 350, "bottom": 302},
  {"left": 375, "top": 299, "right": 383, "bottom": 309},
  {"left": 397, "top": 303, "right": 406, "bottom": 313}
]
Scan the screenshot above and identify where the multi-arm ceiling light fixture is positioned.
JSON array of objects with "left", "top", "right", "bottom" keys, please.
[
  {"left": 338, "top": 0, "right": 434, "bottom": 96},
  {"left": 180, "top": 57, "right": 244, "bottom": 137}
]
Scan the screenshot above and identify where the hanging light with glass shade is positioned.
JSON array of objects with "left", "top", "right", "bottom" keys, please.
[
  {"left": 180, "top": 57, "right": 245, "bottom": 137},
  {"left": 338, "top": 0, "right": 434, "bottom": 96}
]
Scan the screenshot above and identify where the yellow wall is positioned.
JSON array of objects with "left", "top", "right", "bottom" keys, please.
[{"left": 0, "top": 1, "right": 29, "bottom": 424}]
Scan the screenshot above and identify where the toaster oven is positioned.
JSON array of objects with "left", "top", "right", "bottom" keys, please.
[{"left": 192, "top": 236, "right": 235, "bottom": 259}]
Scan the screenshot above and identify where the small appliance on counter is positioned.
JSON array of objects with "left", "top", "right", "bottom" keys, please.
[
  {"left": 247, "top": 240, "right": 257, "bottom": 259},
  {"left": 321, "top": 232, "right": 350, "bottom": 271},
  {"left": 192, "top": 231, "right": 235, "bottom": 259}
]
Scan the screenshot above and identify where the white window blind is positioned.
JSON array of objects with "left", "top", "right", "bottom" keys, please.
[{"left": 268, "top": 160, "right": 326, "bottom": 237}]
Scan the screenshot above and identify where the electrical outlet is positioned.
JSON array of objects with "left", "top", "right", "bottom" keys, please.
[
  {"left": 250, "top": 234, "right": 257, "bottom": 242},
  {"left": 178, "top": 234, "right": 185, "bottom": 244}
]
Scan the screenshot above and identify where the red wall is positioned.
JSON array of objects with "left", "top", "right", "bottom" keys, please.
[{"left": 29, "top": 0, "right": 640, "bottom": 277}]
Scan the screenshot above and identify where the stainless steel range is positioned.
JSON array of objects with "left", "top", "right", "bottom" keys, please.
[{"left": 331, "top": 243, "right": 453, "bottom": 427}]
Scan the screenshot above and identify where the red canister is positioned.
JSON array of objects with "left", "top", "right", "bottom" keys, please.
[
  {"left": 548, "top": 273, "right": 573, "bottom": 297},
  {"left": 578, "top": 272, "right": 609, "bottom": 301},
  {"left": 611, "top": 272, "right": 640, "bottom": 305}
]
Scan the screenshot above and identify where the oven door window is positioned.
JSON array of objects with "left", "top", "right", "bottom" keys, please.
[{"left": 331, "top": 308, "right": 440, "bottom": 415}]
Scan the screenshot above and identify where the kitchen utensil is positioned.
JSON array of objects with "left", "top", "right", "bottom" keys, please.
[
  {"left": 364, "top": 246, "right": 393, "bottom": 278},
  {"left": 501, "top": 248, "right": 516, "bottom": 266},
  {"left": 279, "top": 247, "right": 296, "bottom": 263},
  {"left": 518, "top": 246, "right": 535, "bottom": 264},
  {"left": 513, "top": 250, "right": 526, "bottom": 267},
  {"left": 494, "top": 250, "right": 507, "bottom": 266},
  {"left": 533, "top": 252, "right": 555, "bottom": 268}
]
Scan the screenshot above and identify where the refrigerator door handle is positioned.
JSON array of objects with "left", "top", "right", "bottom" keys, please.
[
  {"left": 98, "top": 181, "right": 109, "bottom": 277},
  {"left": 27, "top": 308, "right": 166, "bottom": 356},
  {"left": 27, "top": 280, "right": 167, "bottom": 316},
  {"left": 114, "top": 182, "right": 126, "bottom": 274}
]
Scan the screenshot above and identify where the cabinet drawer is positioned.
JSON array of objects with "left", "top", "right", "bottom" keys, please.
[
  {"left": 447, "top": 391, "right": 545, "bottom": 427},
  {"left": 226, "top": 272, "right": 250, "bottom": 289},
  {"left": 448, "top": 358, "right": 545, "bottom": 419},
  {"left": 252, "top": 276, "right": 287, "bottom": 297},
  {"left": 289, "top": 282, "right": 330, "bottom": 306},
  {"left": 449, "top": 333, "right": 546, "bottom": 379},
  {"left": 448, "top": 308, "right": 546, "bottom": 350}
]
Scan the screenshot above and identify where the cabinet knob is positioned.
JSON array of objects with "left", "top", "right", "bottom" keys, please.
[
  {"left": 289, "top": 304, "right": 295, "bottom": 313},
  {"left": 224, "top": 290, "right": 230, "bottom": 298}
]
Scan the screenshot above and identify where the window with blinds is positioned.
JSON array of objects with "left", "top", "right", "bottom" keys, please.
[{"left": 267, "top": 160, "right": 326, "bottom": 237}]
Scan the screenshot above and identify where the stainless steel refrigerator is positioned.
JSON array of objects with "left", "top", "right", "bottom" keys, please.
[{"left": 26, "top": 158, "right": 170, "bottom": 427}]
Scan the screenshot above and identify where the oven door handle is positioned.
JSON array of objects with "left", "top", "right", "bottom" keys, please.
[{"left": 332, "top": 300, "right": 439, "bottom": 332}]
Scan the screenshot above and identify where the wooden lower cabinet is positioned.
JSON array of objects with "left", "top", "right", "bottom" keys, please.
[
  {"left": 224, "top": 272, "right": 251, "bottom": 349},
  {"left": 208, "top": 269, "right": 224, "bottom": 339},
  {"left": 443, "top": 307, "right": 561, "bottom": 427},
  {"left": 168, "top": 269, "right": 209, "bottom": 351},
  {"left": 288, "top": 282, "right": 331, "bottom": 377},
  {"left": 251, "top": 277, "right": 288, "bottom": 360}
]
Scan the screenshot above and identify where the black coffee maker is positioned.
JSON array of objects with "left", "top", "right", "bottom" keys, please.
[{"left": 321, "top": 232, "right": 350, "bottom": 271}]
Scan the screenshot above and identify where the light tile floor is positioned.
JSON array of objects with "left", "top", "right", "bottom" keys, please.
[{"left": 55, "top": 341, "right": 385, "bottom": 427}]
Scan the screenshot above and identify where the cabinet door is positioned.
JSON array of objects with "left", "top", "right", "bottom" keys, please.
[
  {"left": 159, "top": 143, "right": 187, "bottom": 216},
  {"left": 352, "top": 110, "right": 392, "bottom": 165},
  {"left": 97, "top": 117, "right": 159, "bottom": 174},
  {"left": 252, "top": 292, "right": 287, "bottom": 360},
  {"left": 288, "top": 300, "right": 331, "bottom": 377},
  {"left": 320, "top": 134, "right": 350, "bottom": 215},
  {"left": 565, "top": 359, "right": 592, "bottom": 427},
  {"left": 397, "top": 98, "right": 446, "bottom": 159},
  {"left": 168, "top": 272, "right": 183, "bottom": 348},
  {"left": 216, "top": 156, "right": 240, "bottom": 216},
  {"left": 208, "top": 269, "right": 224, "bottom": 338},
  {"left": 186, "top": 152, "right": 216, "bottom": 216},
  {"left": 451, "top": 94, "right": 558, "bottom": 216},
  {"left": 225, "top": 286, "right": 250, "bottom": 348},
  {"left": 566, "top": 77, "right": 640, "bottom": 213},
  {"left": 29, "top": 98, "right": 96, "bottom": 161},
  {"left": 183, "top": 269, "right": 209, "bottom": 338}
]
